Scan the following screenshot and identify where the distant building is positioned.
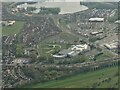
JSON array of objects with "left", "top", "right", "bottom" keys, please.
[
  {"left": 0, "top": 21, "right": 8, "bottom": 26},
  {"left": 53, "top": 54, "right": 67, "bottom": 58},
  {"left": 68, "top": 44, "right": 90, "bottom": 56},
  {"left": 1, "top": 21, "right": 15, "bottom": 26},
  {"left": 8, "top": 21, "right": 15, "bottom": 26},
  {"left": 33, "top": 8, "right": 40, "bottom": 14},
  {"left": 53, "top": 44, "right": 90, "bottom": 58},
  {"left": 104, "top": 42, "right": 118, "bottom": 50},
  {"left": 68, "top": 51, "right": 80, "bottom": 56},
  {"left": 115, "top": 20, "right": 120, "bottom": 24},
  {"left": 71, "top": 44, "right": 89, "bottom": 51},
  {"left": 90, "top": 31, "right": 103, "bottom": 35},
  {"left": 89, "top": 18, "right": 104, "bottom": 22},
  {"left": 24, "top": 49, "right": 30, "bottom": 55},
  {"left": 13, "top": 58, "right": 31, "bottom": 64}
]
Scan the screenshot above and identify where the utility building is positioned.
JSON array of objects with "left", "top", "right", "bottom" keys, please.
[{"left": 89, "top": 18, "right": 104, "bottom": 22}]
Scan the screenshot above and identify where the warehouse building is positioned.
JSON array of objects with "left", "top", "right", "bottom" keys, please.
[
  {"left": 89, "top": 18, "right": 104, "bottom": 22},
  {"left": 104, "top": 42, "right": 118, "bottom": 50}
]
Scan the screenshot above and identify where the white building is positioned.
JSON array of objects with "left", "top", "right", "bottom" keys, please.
[
  {"left": 115, "top": 20, "right": 120, "bottom": 24},
  {"left": 104, "top": 42, "right": 118, "bottom": 50},
  {"left": 8, "top": 21, "right": 15, "bottom": 26},
  {"left": 71, "top": 44, "right": 89, "bottom": 51},
  {"left": 90, "top": 31, "right": 103, "bottom": 35},
  {"left": 13, "top": 58, "right": 30, "bottom": 64},
  {"left": 53, "top": 44, "right": 90, "bottom": 58},
  {"left": 53, "top": 54, "right": 67, "bottom": 58},
  {"left": 89, "top": 18, "right": 104, "bottom": 22}
]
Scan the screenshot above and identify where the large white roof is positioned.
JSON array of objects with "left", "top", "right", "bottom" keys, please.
[{"left": 89, "top": 18, "right": 104, "bottom": 21}]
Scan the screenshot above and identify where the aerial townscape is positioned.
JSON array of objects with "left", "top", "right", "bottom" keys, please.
[{"left": 1, "top": 0, "right": 120, "bottom": 88}]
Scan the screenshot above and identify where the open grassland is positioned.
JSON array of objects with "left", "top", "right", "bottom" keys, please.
[
  {"left": 95, "top": 50, "right": 116, "bottom": 61},
  {"left": 2, "top": 21, "right": 25, "bottom": 35},
  {"left": 41, "top": 32, "right": 79, "bottom": 43},
  {"left": 25, "top": 66, "right": 118, "bottom": 88},
  {"left": 38, "top": 32, "right": 78, "bottom": 56}
]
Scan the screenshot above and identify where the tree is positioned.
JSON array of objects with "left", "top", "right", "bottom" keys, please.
[
  {"left": 27, "top": 7, "right": 36, "bottom": 12},
  {"left": 29, "top": 53, "right": 37, "bottom": 63}
]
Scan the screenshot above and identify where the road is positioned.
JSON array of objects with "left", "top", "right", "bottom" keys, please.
[{"left": 3, "top": 57, "right": 119, "bottom": 68}]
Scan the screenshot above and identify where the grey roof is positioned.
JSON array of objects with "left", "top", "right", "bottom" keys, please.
[{"left": 59, "top": 49, "right": 71, "bottom": 55}]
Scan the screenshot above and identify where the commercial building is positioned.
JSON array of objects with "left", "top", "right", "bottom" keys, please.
[
  {"left": 89, "top": 18, "right": 104, "bottom": 22},
  {"left": 115, "top": 20, "right": 120, "bottom": 24},
  {"left": 90, "top": 31, "right": 103, "bottom": 35},
  {"left": 53, "top": 44, "right": 90, "bottom": 58},
  {"left": 1, "top": 21, "right": 15, "bottom": 26},
  {"left": 53, "top": 54, "right": 67, "bottom": 58},
  {"left": 13, "top": 58, "right": 31, "bottom": 64},
  {"left": 8, "top": 21, "right": 16, "bottom": 26},
  {"left": 104, "top": 42, "right": 118, "bottom": 50}
]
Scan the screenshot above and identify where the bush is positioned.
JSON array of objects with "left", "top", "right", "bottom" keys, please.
[{"left": 39, "top": 7, "right": 60, "bottom": 15}]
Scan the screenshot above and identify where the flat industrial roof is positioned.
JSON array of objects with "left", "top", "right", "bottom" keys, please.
[{"left": 89, "top": 18, "right": 104, "bottom": 21}]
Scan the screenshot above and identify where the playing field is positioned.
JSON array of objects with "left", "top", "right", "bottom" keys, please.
[
  {"left": 25, "top": 66, "right": 118, "bottom": 88},
  {"left": 2, "top": 21, "right": 25, "bottom": 35},
  {"left": 38, "top": 31, "right": 79, "bottom": 56}
]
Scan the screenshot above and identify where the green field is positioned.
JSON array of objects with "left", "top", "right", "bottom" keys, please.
[
  {"left": 95, "top": 50, "right": 116, "bottom": 61},
  {"left": 41, "top": 32, "right": 79, "bottom": 43},
  {"left": 25, "top": 66, "right": 118, "bottom": 88},
  {"left": 2, "top": 21, "right": 25, "bottom": 35},
  {"left": 38, "top": 32, "right": 79, "bottom": 56}
]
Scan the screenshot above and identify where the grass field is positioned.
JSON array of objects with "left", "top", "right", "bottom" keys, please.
[
  {"left": 2, "top": 21, "right": 25, "bottom": 35},
  {"left": 38, "top": 31, "right": 79, "bottom": 56},
  {"left": 42, "top": 32, "right": 79, "bottom": 43},
  {"left": 95, "top": 50, "right": 116, "bottom": 61},
  {"left": 25, "top": 66, "right": 118, "bottom": 88}
]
